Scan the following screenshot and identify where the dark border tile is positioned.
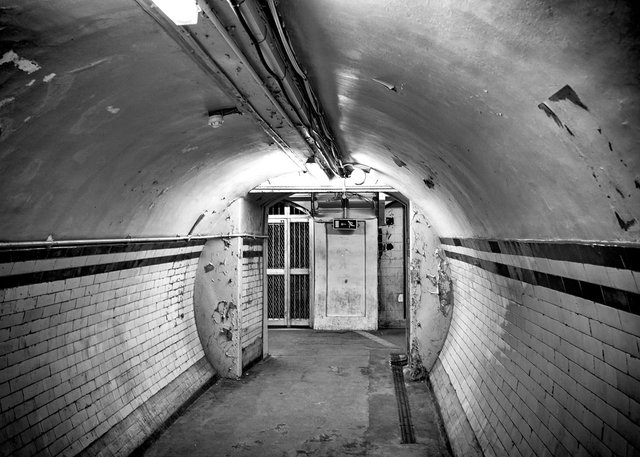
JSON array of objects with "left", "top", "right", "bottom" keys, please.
[
  {"left": 495, "top": 263, "right": 510, "bottom": 278},
  {"left": 601, "top": 286, "right": 630, "bottom": 313},
  {"left": 439, "top": 238, "right": 456, "bottom": 247},
  {"left": 562, "top": 277, "right": 582, "bottom": 297},
  {"left": 627, "top": 292, "right": 640, "bottom": 315},
  {"left": 489, "top": 241, "right": 501, "bottom": 254},
  {"left": 534, "top": 271, "right": 550, "bottom": 288},
  {"left": 547, "top": 274, "right": 565, "bottom": 293},
  {"left": 442, "top": 249, "right": 640, "bottom": 316},
  {"left": 620, "top": 247, "right": 640, "bottom": 271},
  {"left": 579, "top": 281, "right": 604, "bottom": 305},
  {"left": 0, "top": 251, "right": 201, "bottom": 290},
  {"left": 439, "top": 237, "right": 639, "bottom": 271},
  {"left": 242, "top": 238, "right": 264, "bottom": 246},
  {"left": 0, "top": 239, "right": 207, "bottom": 264}
]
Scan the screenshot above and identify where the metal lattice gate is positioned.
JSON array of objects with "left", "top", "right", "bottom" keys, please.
[{"left": 267, "top": 203, "right": 311, "bottom": 326}]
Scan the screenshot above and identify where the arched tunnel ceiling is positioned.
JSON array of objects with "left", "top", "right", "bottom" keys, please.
[
  {"left": 0, "top": 0, "right": 300, "bottom": 240},
  {"left": 0, "top": 0, "right": 639, "bottom": 242},
  {"left": 278, "top": 0, "right": 640, "bottom": 241}
]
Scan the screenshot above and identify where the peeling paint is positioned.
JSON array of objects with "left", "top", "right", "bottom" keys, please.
[
  {"left": 404, "top": 338, "right": 427, "bottom": 381},
  {"left": 106, "top": 105, "right": 120, "bottom": 114},
  {"left": 392, "top": 155, "right": 407, "bottom": 167},
  {"left": 371, "top": 78, "right": 397, "bottom": 92},
  {"left": 43, "top": 73, "right": 56, "bottom": 83},
  {"left": 537, "top": 102, "right": 563, "bottom": 128},
  {"left": 615, "top": 211, "right": 636, "bottom": 231},
  {"left": 0, "top": 98, "right": 15, "bottom": 109},
  {"left": 188, "top": 213, "right": 205, "bottom": 235},
  {"left": 213, "top": 301, "right": 237, "bottom": 332},
  {"left": 434, "top": 249, "right": 452, "bottom": 316},
  {"left": 545, "top": 95, "right": 637, "bottom": 227},
  {"left": 423, "top": 177, "right": 435, "bottom": 189},
  {"left": 548, "top": 84, "right": 589, "bottom": 111},
  {"left": 0, "top": 50, "right": 41, "bottom": 74},
  {"left": 181, "top": 145, "right": 199, "bottom": 154}
]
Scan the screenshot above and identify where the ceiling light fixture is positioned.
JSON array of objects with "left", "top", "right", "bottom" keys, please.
[
  {"left": 207, "top": 107, "right": 241, "bottom": 128},
  {"left": 350, "top": 168, "right": 366, "bottom": 185},
  {"left": 342, "top": 163, "right": 370, "bottom": 185},
  {"left": 151, "top": 0, "right": 200, "bottom": 25}
]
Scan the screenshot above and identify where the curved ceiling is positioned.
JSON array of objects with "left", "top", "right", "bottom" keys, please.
[
  {"left": 0, "top": 0, "right": 638, "bottom": 242},
  {"left": 278, "top": 0, "right": 640, "bottom": 241}
]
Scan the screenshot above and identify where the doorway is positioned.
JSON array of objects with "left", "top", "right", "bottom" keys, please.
[{"left": 266, "top": 201, "right": 312, "bottom": 327}]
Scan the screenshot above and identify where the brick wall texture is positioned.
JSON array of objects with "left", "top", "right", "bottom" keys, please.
[
  {"left": 0, "top": 241, "right": 212, "bottom": 457},
  {"left": 437, "top": 240, "right": 640, "bottom": 457},
  {"left": 241, "top": 241, "right": 263, "bottom": 354}
]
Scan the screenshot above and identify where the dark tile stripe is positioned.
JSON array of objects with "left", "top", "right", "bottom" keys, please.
[
  {"left": 0, "top": 251, "right": 201, "bottom": 290},
  {"left": 242, "top": 238, "right": 264, "bottom": 246},
  {"left": 439, "top": 238, "right": 639, "bottom": 271},
  {"left": 0, "top": 239, "right": 207, "bottom": 264},
  {"left": 242, "top": 251, "right": 263, "bottom": 258},
  {"left": 443, "top": 250, "right": 639, "bottom": 316}
]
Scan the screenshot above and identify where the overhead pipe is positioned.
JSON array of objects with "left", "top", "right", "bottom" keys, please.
[
  {"left": 264, "top": 0, "right": 345, "bottom": 175},
  {"left": 228, "top": 0, "right": 310, "bottom": 127},
  {"left": 0, "top": 233, "right": 267, "bottom": 249},
  {"left": 265, "top": 0, "right": 320, "bottom": 114},
  {"left": 228, "top": 0, "right": 346, "bottom": 178}
]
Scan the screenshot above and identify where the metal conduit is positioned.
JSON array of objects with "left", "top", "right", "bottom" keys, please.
[
  {"left": 229, "top": 0, "right": 345, "bottom": 177},
  {"left": 230, "top": 0, "right": 310, "bottom": 127},
  {"left": 0, "top": 233, "right": 267, "bottom": 249}
]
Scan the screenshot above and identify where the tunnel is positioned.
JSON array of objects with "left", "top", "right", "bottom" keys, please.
[{"left": 0, "top": 0, "right": 639, "bottom": 456}]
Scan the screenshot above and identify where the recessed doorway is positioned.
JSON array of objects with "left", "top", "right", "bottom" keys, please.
[{"left": 266, "top": 201, "right": 312, "bottom": 327}]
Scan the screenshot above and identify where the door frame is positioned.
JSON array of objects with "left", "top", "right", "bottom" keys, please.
[
  {"left": 264, "top": 201, "right": 314, "bottom": 328},
  {"left": 313, "top": 218, "right": 378, "bottom": 330}
]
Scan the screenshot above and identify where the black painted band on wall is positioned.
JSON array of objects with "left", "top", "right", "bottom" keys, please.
[
  {"left": 0, "top": 239, "right": 207, "bottom": 264},
  {"left": 440, "top": 238, "right": 640, "bottom": 272},
  {"left": 442, "top": 250, "right": 640, "bottom": 316},
  {"left": 0, "top": 251, "right": 202, "bottom": 290},
  {"left": 242, "top": 238, "right": 265, "bottom": 246},
  {"left": 242, "top": 251, "right": 263, "bottom": 258}
]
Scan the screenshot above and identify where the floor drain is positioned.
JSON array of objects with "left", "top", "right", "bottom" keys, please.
[{"left": 390, "top": 353, "right": 416, "bottom": 444}]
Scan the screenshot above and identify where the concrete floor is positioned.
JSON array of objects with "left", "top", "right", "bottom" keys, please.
[{"left": 139, "top": 329, "right": 452, "bottom": 457}]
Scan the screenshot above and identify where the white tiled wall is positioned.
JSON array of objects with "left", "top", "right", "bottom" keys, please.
[
  {"left": 241, "top": 246, "right": 263, "bottom": 352},
  {"left": 0, "top": 245, "right": 208, "bottom": 457},
  {"left": 438, "top": 251, "right": 640, "bottom": 457}
]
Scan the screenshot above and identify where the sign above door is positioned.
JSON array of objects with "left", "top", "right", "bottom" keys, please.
[{"left": 333, "top": 219, "right": 358, "bottom": 230}]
